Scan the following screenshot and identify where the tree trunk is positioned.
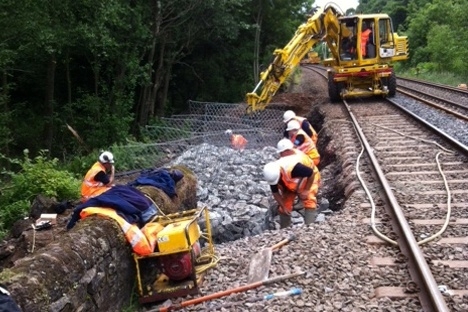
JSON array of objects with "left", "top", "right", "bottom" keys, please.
[
  {"left": 5, "top": 218, "right": 135, "bottom": 312},
  {"left": 65, "top": 49, "right": 72, "bottom": 105},
  {"left": 253, "top": 8, "right": 263, "bottom": 84},
  {"left": 93, "top": 58, "right": 100, "bottom": 97},
  {"left": 136, "top": 0, "right": 162, "bottom": 126},
  {"left": 155, "top": 59, "right": 172, "bottom": 117},
  {"left": 44, "top": 54, "right": 56, "bottom": 153},
  {"left": 1, "top": 70, "right": 10, "bottom": 159}
]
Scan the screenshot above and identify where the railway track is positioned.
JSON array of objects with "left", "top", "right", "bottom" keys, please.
[
  {"left": 303, "top": 64, "right": 468, "bottom": 310},
  {"left": 396, "top": 80, "right": 468, "bottom": 122},
  {"left": 132, "top": 66, "right": 468, "bottom": 312},
  {"left": 345, "top": 100, "right": 468, "bottom": 311},
  {"left": 397, "top": 77, "right": 468, "bottom": 109}
]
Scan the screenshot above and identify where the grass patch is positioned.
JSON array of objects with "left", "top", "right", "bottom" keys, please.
[{"left": 398, "top": 68, "right": 467, "bottom": 87}]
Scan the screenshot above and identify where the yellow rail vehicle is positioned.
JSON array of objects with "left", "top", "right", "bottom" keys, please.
[{"left": 246, "top": 5, "right": 408, "bottom": 111}]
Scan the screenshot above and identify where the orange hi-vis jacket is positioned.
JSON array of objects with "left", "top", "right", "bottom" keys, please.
[
  {"left": 80, "top": 207, "right": 164, "bottom": 256},
  {"left": 276, "top": 149, "right": 320, "bottom": 211},
  {"left": 276, "top": 150, "right": 313, "bottom": 193},
  {"left": 294, "top": 116, "right": 318, "bottom": 145},
  {"left": 361, "top": 28, "right": 372, "bottom": 57},
  {"left": 81, "top": 162, "right": 111, "bottom": 202},
  {"left": 231, "top": 134, "right": 248, "bottom": 150},
  {"left": 290, "top": 129, "right": 320, "bottom": 166}
]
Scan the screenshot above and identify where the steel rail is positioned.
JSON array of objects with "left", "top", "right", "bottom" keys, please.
[
  {"left": 388, "top": 98, "right": 468, "bottom": 154},
  {"left": 398, "top": 76, "right": 468, "bottom": 95},
  {"left": 342, "top": 100, "right": 450, "bottom": 312},
  {"left": 397, "top": 86, "right": 468, "bottom": 119}
]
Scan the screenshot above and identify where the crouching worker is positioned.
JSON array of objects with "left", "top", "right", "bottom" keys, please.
[
  {"left": 286, "top": 120, "right": 320, "bottom": 166},
  {"left": 263, "top": 139, "right": 320, "bottom": 228},
  {"left": 81, "top": 151, "right": 115, "bottom": 202},
  {"left": 225, "top": 129, "right": 248, "bottom": 151}
]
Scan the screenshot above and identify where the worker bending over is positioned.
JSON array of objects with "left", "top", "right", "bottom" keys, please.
[
  {"left": 225, "top": 129, "right": 248, "bottom": 151},
  {"left": 263, "top": 138, "right": 320, "bottom": 228},
  {"left": 283, "top": 110, "right": 318, "bottom": 145},
  {"left": 286, "top": 120, "right": 320, "bottom": 166},
  {"left": 81, "top": 151, "right": 115, "bottom": 202}
]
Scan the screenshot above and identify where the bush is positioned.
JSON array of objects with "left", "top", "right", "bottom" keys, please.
[
  {"left": 0, "top": 200, "right": 30, "bottom": 231},
  {"left": 0, "top": 150, "right": 81, "bottom": 236}
]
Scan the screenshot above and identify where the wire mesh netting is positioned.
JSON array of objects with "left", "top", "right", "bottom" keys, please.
[{"left": 114, "top": 101, "right": 289, "bottom": 175}]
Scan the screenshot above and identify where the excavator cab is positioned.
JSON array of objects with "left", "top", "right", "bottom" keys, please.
[{"left": 337, "top": 16, "right": 406, "bottom": 64}]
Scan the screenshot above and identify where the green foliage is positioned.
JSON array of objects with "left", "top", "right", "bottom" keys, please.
[
  {"left": 6, "top": 0, "right": 468, "bottom": 167},
  {"left": 63, "top": 153, "right": 98, "bottom": 177},
  {"left": 0, "top": 200, "right": 30, "bottom": 232},
  {"left": 0, "top": 102, "right": 12, "bottom": 156},
  {"left": 2, "top": 150, "right": 81, "bottom": 200},
  {"left": 405, "top": 0, "right": 468, "bottom": 75},
  {"left": 399, "top": 68, "right": 467, "bottom": 88},
  {"left": 62, "top": 94, "right": 133, "bottom": 152},
  {"left": 111, "top": 143, "right": 166, "bottom": 172},
  {"left": 0, "top": 150, "right": 81, "bottom": 235}
]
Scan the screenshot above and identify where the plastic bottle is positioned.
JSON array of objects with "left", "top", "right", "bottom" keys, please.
[{"left": 263, "top": 288, "right": 303, "bottom": 300}]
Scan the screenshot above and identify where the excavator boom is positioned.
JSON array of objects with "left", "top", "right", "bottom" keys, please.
[{"left": 246, "top": 5, "right": 342, "bottom": 112}]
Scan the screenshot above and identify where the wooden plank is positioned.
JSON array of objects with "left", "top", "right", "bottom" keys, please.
[
  {"left": 374, "top": 287, "right": 418, "bottom": 298},
  {"left": 411, "top": 219, "right": 468, "bottom": 225},
  {"left": 432, "top": 260, "right": 468, "bottom": 268},
  {"left": 437, "top": 237, "right": 468, "bottom": 244},
  {"left": 370, "top": 257, "right": 395, "bottom": 266}
]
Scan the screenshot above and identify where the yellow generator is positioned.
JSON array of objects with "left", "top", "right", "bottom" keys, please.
[{"left": 134, "top": 207, "right": 217, "bottom": 304}]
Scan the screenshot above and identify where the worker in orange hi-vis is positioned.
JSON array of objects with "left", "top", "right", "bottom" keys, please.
[
  {"left": 225, "top": 129, "right": 248, "bottom": 151},
  {"left": 282, "top": 110, "right": 318, "bottom": 145},
  {"left": 80, "top": 151, "right": 115, "bottom": 202},
  {"left": 263, "top": 138, "right": 320, "bottom": 228},
  {"left": 286, "top": 120, "right": 320, "bottom": 166}
]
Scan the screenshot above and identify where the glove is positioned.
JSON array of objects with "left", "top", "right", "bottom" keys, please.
[
  {"left": 278, "top": 205, "right": 291, "bottom": 215},
  {"left": 299, "top": 190, "right": 310, "bottom": 198}
]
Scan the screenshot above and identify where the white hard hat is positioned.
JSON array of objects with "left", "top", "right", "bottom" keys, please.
[
  {"left": 99, "top": 151, "right": 114, "bottom": 164},
  {"left": 283, "top": 110, "right": 296, "bottom": 123},
  {"left": 286, "top": 120, "right": 301, "bottom": 131},
  {"left": 225, "top": 129, "right": 233, "bottom": 135},
  {"left": 277, "top": 138, "right": 294, "bottom": 153},
  {"left": 263, "top": 162, "right": 280, "bottom": 185}
]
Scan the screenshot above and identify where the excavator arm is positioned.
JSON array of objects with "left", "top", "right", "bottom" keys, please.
[{"left": 246, "top": 4, "right": 346, "bottom": 112}]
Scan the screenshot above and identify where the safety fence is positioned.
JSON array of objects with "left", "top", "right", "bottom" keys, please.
[{"left": 114, "top": 101, "right": 288, "bottom": 175}]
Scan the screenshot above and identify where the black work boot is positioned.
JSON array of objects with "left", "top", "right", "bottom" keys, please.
[
  {"left": 279, "top": 214, "right": 292, "bottom": 229},
  {"left": 304, "top": 209, "right": 317, "bottom": 225}
]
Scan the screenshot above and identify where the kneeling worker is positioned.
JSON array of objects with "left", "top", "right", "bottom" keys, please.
[
  {"left": 225, "top": 129, "right": 248, "bottom": 151},
  {"left": 263, "top": 138, "right": 320, "bottom": 228},
  {"left": 81, "top": 151, "right": 115, "bottom": 202}
]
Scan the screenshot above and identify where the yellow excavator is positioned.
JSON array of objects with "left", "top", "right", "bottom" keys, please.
[
  {"left": 301, "top": 51, "right": 321, "bottom": 64},
  {"left": 246, "top": 4, "right": 408, "bottom": 111}
]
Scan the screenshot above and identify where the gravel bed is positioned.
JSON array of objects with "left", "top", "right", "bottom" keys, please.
[
  {"left": 398, "top": 78, "right": 468, "bottom": 108},
  {"left": 141, "top": 73, "right": 468, "bottom": 311},
  {"left": 144, "top": 102, "right": 425, "bottom": 311},
  {"left": 391, "top": 94, "right": 468, "bottom": 146}
]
